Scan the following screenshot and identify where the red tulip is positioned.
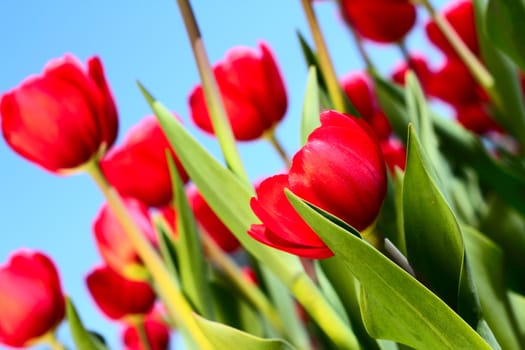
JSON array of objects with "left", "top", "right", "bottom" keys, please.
[
  {"left": 340, "top": 0, "right": 417, "bottom": 43},
  {"left": 0, "top": 55, "right": 118, "bottom": 173},
  {"left": 249, "top": 174, "right": 333, "bottom": 258},
  {"left": 188, "top": 186, "right": 241, "bottom": 253},
  {"left": 427, "top": 59, "right": 480, "bottom": 107},
  {"left": 455, "top": 104, "right": 502, "bottom": 135},
  {"left": 380, "top": 138, "right": 407, "bottom": 175},
  {"left": 122, "top": 319, "right": 170, "bottom": 350},
  {"left": 426, "top": 0, "right": 479, "bottom": 58},
  {"left": 0, "top": 250, "right": 65, "bottom": 348},
  {"left": 391, "top": 54, "right": 432, "bottom": 90},
  {"left": 189, "top": 41, "right": 287, "bottom": 141},
  {"left": 86, "top": 265, "right": 156, "bottom": 320},
  {"left": 93, "top": 197, "right": 157, "bottom": 276},
  {"left": 249, "top": 111, "right": 387, "bottom": 258},
  {"left": 288, "top": 110, "right": 387, "bottom": 232},
  {"left": 101, "top": 115, "right": 188, "bottom": 208}
]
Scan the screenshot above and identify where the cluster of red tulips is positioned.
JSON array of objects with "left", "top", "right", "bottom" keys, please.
[{"left": 2, "top": 0, "right": 525, "bottom": 349}]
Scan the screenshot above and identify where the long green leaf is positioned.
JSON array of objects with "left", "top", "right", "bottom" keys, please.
[
  {"left": 286, "top": 191, "right": 492, "bottom": 349},
  {"left": 194, "top": 314, "right": 296, "bottom": 350},
  {"left": 300, "top": 66, "right": 321, "bottom": 145},
  {"left": 66, "top": 297, "right": 107, "bottom": 350}
]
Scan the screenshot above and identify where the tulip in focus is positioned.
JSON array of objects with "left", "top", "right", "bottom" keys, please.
[
  {"left": 93, "top": 197, "right": 157, "bottom": 277},
  {"left": 339, "top": 0, "right": 417, "bottom": 43},
  {"left": 249, "top": 111, "right": 387, "bottom": 258},
  {"left": 189, "top": 41, "right": 287, "bottom": 141},
  {"left": 0, "top": 250, "right": 65, "bottom": 348},
  {"left": 0, "top": 55, "right": 118, "bottom": 173},
  {"left": 101, "top": 115, "right": 189, "bottom": 208},
  {"left": 86, "top": 265, "right": 156, "bottom": 320}
]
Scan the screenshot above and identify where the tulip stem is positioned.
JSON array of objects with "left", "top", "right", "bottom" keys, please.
[
  {"left": 41, "top": 331, "right": 68, "bottom": 350},
  {"left": 397, "top": 40, "right": 419, "bottom": 82},
  {"left": 347, "top": 24, "right": 375, "bottom": 74},
  {"left": 201, "top": 234, "right": 289, "bottom": 340},
  {"left": 135, "top": 319, "right": 153, "bottom": 350},
  {"left": 175, "top": 0, "right": 248, "bottom": 182},
  {"left": 265, "top": 129, "right": 291, "bottom": 168},
  {"left": 291, "top": 272, "right": 361, "bottom": 350},
  {"left": 85, "top": 161, "right": 215, "bottom": 350},
  {"left": 419, "top": 0, "right": 494, "bottom": 91},
  {"left": 300, "top": 0, "right": 346, "bottom": 112}
]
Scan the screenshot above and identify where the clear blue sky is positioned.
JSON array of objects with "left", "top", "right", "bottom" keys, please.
[{"left": 0, "top": 1, "right": 446, "bottom": 348}]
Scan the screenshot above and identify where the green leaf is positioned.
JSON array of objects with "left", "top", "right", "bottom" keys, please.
[
  {"left": 463, "top": 226, "right": 524, "bottom": 350},
  {"left": 475, "top": 0, "right": 525, "bottom": 146},
  {"left": 168, "top": 153, "right": 214, "bottom": 318},
  {"left": 194, "top": 314, "right": 296, "bottom": 350},
  {"left": 300, "top": 67, "right": 321, "bottom": 145},
  {"left": 286, "top": 191, "right": 492, "bottom": 350},
  {"left": 403, "top": 125, "right": 464, "bottom": 309},
  {"left": 65, "top": 297, "right": 108, "bottom": 350}
]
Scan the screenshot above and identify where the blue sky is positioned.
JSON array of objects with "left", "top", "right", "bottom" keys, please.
[{"left": 0, "top": 1, "right": 447, "bottom": 348}]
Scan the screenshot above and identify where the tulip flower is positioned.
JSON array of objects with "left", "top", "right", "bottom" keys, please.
[
  {"left": 93, "top": 197, "right": 157, "bottom": 277},
  {"left": 189, "top": 41, "right": 287, "bottom": 141},
  {"left": 122, "top": 318, "right": 170, "bottom": 350},
  {"left": 380, "top": 138, "right": 407, "bottom": 175},
  {"left": 425, "top": 0, "right": 479, "bottom": 58},
  {"left": 101, "top": 115, "right": 188, "bottom": 208},
  {"left": 249, "top": 111, "right": 387, "bottom": 258},
  {"left": 86, "top": 265, "right": 156, "bottom": 320},
  {"left": 391, "top": 54, "right": 432, "bottom": 91},
  {"left": 188, "top": 186, "right": 240, "bottom": 253},
  {"left": 339, "top": 0, "right": 417, "bottom": 43},
  {"left": 0, "top": 55, "right": 118, "bottom": 173},
  {"left": 455, "top": 104, "right": 502, "bottom": 135},
  {"left": 0, "top": 250, "right": 65, "bottom": 348}
]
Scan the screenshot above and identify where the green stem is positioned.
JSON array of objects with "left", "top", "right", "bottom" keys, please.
[
  {"left": 292, "top": 272, "right": 361, "bottom": 350},
  {"left": 420, "top": 0, "right": 494, "bottom": 91},
  {"left": 85, "top": 162, "right": 215, "bottom": 350},
  {"left": 135, "top": 319, "right": 153, "bottom": 350},
  {"left": 397, "top": 40, "right": 419, "bottom": 81},
  {"left": 264, "top": 129, "right": 291, "bottom": 168},
  {"left": 201, "top": 234, "right": 289, "bottom": 341},
  {"left": 175, "top": 0, "right": 248, "bottom": 181},
  {"left": 301, "top": 0, "right": 346, "bottom": 112},
  {"left": 346, "top": 22, "right": 374, "bottom": 74}
]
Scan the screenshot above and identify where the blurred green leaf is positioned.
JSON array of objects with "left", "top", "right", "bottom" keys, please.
[
  {"left": 194, "top": 314, "right": 296, "bottom": 350},
  {"left": 300, "top": 67, "right": 321, "bottom": 145},
  {"left": 463, "top": 226, "right": 523, "bottom": 350},
  {"left": 286, "top": 191, "right": 492, "bottom": 349},
  {"left": 168, "top": 153, "right": 214, "bottom": 318},
  {"left": 66, "top": 297, "right": 108, "bottom": 350}
]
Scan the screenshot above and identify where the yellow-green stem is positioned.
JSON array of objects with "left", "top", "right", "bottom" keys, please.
[
  {"left": 201, "top": 234, "right": 290, "bottom": 341},
  {"left": 175, "top": 0, "right": 248, "bottom": 181},
  {"left": 264, "top": 129, "right": 291, "bottom": 168},
  {"left": 135, "top": 319, "right": 153, "bottom": 350},
  {"left": 301, "top": 0, "right": 346, "bottom": 112},
  {"left": 419, "top": 0, "right": 494, "bottom": 91},
  {"left": 292, "top": 273, "right": 361, "bottom": 350},
  {"left": 85, "top": 162, "right": 215, "bottom": 350},
  {"left": 41, "top": 332, "right": 67, "bottom": 350}
]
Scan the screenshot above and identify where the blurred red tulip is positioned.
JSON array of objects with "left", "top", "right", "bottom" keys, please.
[
  {"left": 122, "top": 319, "right": 170, "bottom": 350},
  {"left": 391, "top": 54, "right": 432, "bottom": 90},
  {"left": 340, "top": 0, "right": 417, "bottom": 43},
  {"left": 250, "top": 111, "right": 387, "bottom": 258},
  {"left": 425, "top": 0, "right": 479, "bottom": 58},
  {"left": 101, "top": 115, "right": 188, "bottom": 208},
  {"left": 249, "top": 174, "right": 333, "bottom": 258},
  {"left": 93, "top": 197, "right": 157, "bottom": 276},
  {"left": 86, "top": 265, "right": 156, "bottom": 320},
  {"left": 380, "top": 138, "right": 407, "bottom": 175},
  {"left": 0, "top": 250, "right": 65, "bottom": 348},
  {"left": 189, "top": 41, "right": 287, "bottom": 141},
  {"left": 288, "top": 110, "right": 387, "bottom": 232},
  {"left": 427, "top": 59, "right": 480, "bottom": 106},
  {"left": 0, "top": 55, "right": 118, "bottom": 173},
  {"left": 455, "top": 104, "right": 502, "bottom": 135}
]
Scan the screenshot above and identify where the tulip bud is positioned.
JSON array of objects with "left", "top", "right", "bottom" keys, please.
[
  {"left": 189, "top": 41, "right": 287, "bottom": 141},
  {"left": 93, "top": 197, "right": 157, "bottom": 278},
  {"left": 101, "top": 115, "right": 188, "bottom": 208},
  {"left": 86, "top": 265, "right": 156, "bottom": 321},
  {"left": 0, "top": 250, "right": 65, "bottom": 348},
  {"left": 1, "top": 55, "right": 118, "bottom": 173},
  {"left": 425, "top": 0, "right": 479, "bottom": 58},
  {"left": 339, "top": 0, "right": 417, "bottom": 43},
  {"left": 249, "top": 111, "right": 387, "bottom": 258},
  {"left": 122, "top": 319, "right": 170, "bottom": 350}
]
